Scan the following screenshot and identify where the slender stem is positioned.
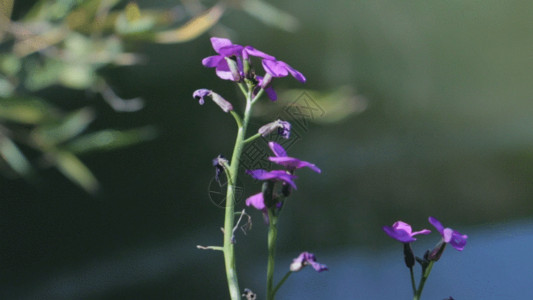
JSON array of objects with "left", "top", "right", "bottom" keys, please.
[
  {"left": 266, "top": 209, "right": 278, "bottom": 300},
  {"left": 409, "top": 267, "right": 416, "bottom": 295},
  {"left": 243, "top": 132, "right": 262, "bottom": 144},
  {"left": 222, "top": 95, "right": 254, "bottom": 300},
  {"left": 413, "top": 261, "right": 435, "bottom": 300},
  {"left": 272, "top": 271, "right": 292, "bottom": 297}
]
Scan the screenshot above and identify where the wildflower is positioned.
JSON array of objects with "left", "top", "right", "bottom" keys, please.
[
  {"left": 202, "top": 37, "right": 274, "bottom": 81},
  {"left": 193, "top": 89, "right": 233, "bottom": 112},
  {"left": 428, "top": 216, "right": 468, "bottom": 251},
  {"left": 290, "top": 252, "right": 328, "bottom": 272},
  {"left": 268, "top": 142, "right": 321, "bottom": 173},
  {"left": 382, "top": 221, "right": 431, "bottom": 243},
  {"left": 255, "top": 75, "right": 277, "bottom": 101},
  {"left": 258, "top": 120, "right": 291, "bottom": 139}
]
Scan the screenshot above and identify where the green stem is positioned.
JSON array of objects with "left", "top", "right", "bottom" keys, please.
[
  {"left": 223, "top": 96, "right": 254, "bottom": 300},
  {"left": 266, "top": 209, "right": 278, "bottom": 300},
  {"left": 243, "top": 132, "right": 262, "bottom": 144},
  {"left": 413, "top": 261, "right": 435, "bottom": 300},
  {"left": 409, "top": 267, "right": 416, "bottom": 295},
  {"left": 272, "top": 271, "right": 292, "bottom": 297}
]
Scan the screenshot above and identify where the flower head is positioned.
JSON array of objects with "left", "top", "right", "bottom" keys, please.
[
  {"left": 290, "top": 252, "right": 328, "bottom": 273},
  {"left": 428, "top": 216, "right": 468, "bottom": 251},
  {"left": 193, "top": 89, "right": 233, "bottom": 112},
  {"left": 268, "top": 142, "right": 321, "bottom": 173},
  {"left": 258, "top": 120, "right": 291, "bottom": 139},
  {"left": 383, "top": 221, "right": 431, "bottom": 243}
]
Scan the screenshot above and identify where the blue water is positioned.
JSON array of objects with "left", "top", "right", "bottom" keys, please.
[{"left": 276, "top": 220, "right": 533, "bottom": 299}]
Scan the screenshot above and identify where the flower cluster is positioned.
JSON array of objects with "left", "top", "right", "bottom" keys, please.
[{"left": 194, "top": 37, "right": 306, "bottom": 106}]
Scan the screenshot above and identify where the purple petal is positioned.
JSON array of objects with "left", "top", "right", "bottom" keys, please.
[
  {"left": 218, "top": 44, "right": 244, "bottom": 57},
  {"left": 268, "top": 142, "right": 287, "bottom": 157},
  {"left": 428, "top": 216, "right": 445, "bottom": 235},
  {"left": 245, "top": 192, "right": 265, "bottom": 211},
  {"left": 202, "top": 55, "right": 224, "bottom": 68},
  {"left": 383, "top": 225, "right": 416, "bottom": 243},
  {"left": 262, "top": 59, "right": 289, "bottom": 77},
  {"left": 246, "top": 169, "right": 298, "bottom": 190},
  {"left": 283, "top": 62, "right": 306, "bottom": 83},
  {"left": 269, "top": 157, "right": 321, "bottom": 173},
  {"left": 449, "top": 230, "right": 468, "bottom": 251},
  {"left": 243, "top": 46, "right": 275, "bottom": 60},
  {"left": 210, "top": 37, "right": 233, "bottom": 53}
]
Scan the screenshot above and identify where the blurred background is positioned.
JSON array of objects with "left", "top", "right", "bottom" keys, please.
[{"left": 2, "top": 0, "right": 533, "bottom": 299}]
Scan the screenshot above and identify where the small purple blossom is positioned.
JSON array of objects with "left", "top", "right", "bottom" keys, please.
[
  {"left": 428, "top": 216, "right": 468, "bottom": 251},
  {"left": 290, "top": 252, "right": 328, "bottom": 273},
  {"left": 246, "top": 169, "right": 298, "bottom": 190},
  {"left": 262, "top": 59, "right": 306, "bottom": 83},
  {"left": 383, "top": 221, "right": 431, "bottom": 243},
  {"left": 258, "top": 120, "right": 291, "bottom": 139},
  {"left": 193, "top": 89, "right": 233, "bottom": 112},
  {"left": 268, "top": 142, "right": 321, "bottom": 173}
]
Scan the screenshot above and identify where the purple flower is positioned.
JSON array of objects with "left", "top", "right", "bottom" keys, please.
[
  {"left": 290, "top": 252, "right": 328, "bottom": 273},
  {"left": 258, "top": 120, "right": 291, "bottom": 139},
  {"left": 202, "top": 37, "right": 275, "bottom": 81},
  {"left": 262, "top": 59, "right": 306, "bottom": 83},
  {"left": 428, "top": 216, "right": 468, "bottom": 251},
  {"left": 268, "top": 142, "right": 321, "bottom": 173},
  {"left": 246, "top": 169, "right": 298, "bottom": 190},
  {"left": 193, "top": 89, "right": 233, "bottom": 112},
  {"left": 202, "top": 38, "right": 244, "bottom": 81},
  {"left": 383, "top": 221, "right": 431, "bottom": 243}
]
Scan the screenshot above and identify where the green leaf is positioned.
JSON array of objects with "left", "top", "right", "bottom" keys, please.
[
  {"left": 65, "top": 126, "right": 156, "bottom": 154},
  {"left": 0, "top": 97, "right": 59, "bottom": 124},
  {"left": 241, "top": 0, "right": 299, "bottom": 32},
  {"left": 0, "top": 134, "right": 33, "bottom": 177},
  {"left": 32, "top": 107, "right": 95, "bottom": 146},
  {"left": 53, "top": 150, "right": 99, "bottom": 193}
]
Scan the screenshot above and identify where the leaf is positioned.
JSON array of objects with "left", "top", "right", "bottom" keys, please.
[
  {"left": 65, "top": 126, "right": 156, "bottom": 154},
  {"left": 0, "top": 134, "right": 33, "bottom": 177},
  {"left": 53, "top": 150, "right": 99, "bottom": 193},
  {"left": 32, "top": 108, "right": 95, "bottom": 146},
  {"left": 241, "top": 0, "right": 299, "bottom": 32},
  {"left": 154, "top": 4, "right": 225, "bottom": 43},
  {"left": 0, "top": 97, "right": 59, "bottom": 124}
]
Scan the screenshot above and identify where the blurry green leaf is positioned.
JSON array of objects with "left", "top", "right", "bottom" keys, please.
[
  {"left": 279, "top": 86, "right": 367, "bottom": 124},
  {"left": 59, "top": 64, "right": 96, "bottom": 89},
  {"left": 24, "top": 58, "right": 63, "bottom": 91},
  {"left": 33, "top": 108, "right": 95, "bottom": 146},
  {"left": 0, "top": 97, "right": 59, "bottom": 124},
  {"left": 65, "top": 126, "right": 156, "bottom": 154},
  {"left": 241, "top": 0, "right": 299, "bottom": 32},
  {"left": 54, "top": 150, "right": 99, "bottom": 193},
  {"left": 0, "top": 54, "right": 22, "bottom": 76},
  {"left": 154, "top": 4, "right": 224, "bottom": 43},
  {"left": 14, "top": 26, "right": 68, "bottom": 57},
  {"left": 0, "top": 78, "right": 14, "bottom": 97},
  {"left": 115, "top": 12, "right": 156, "bottom": 35},
  {"left": 125, "top": 2, "right": 141, "bottom": 22},
  {"left": 0, "top": 134, "right": 33, "bottom": 177}
]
